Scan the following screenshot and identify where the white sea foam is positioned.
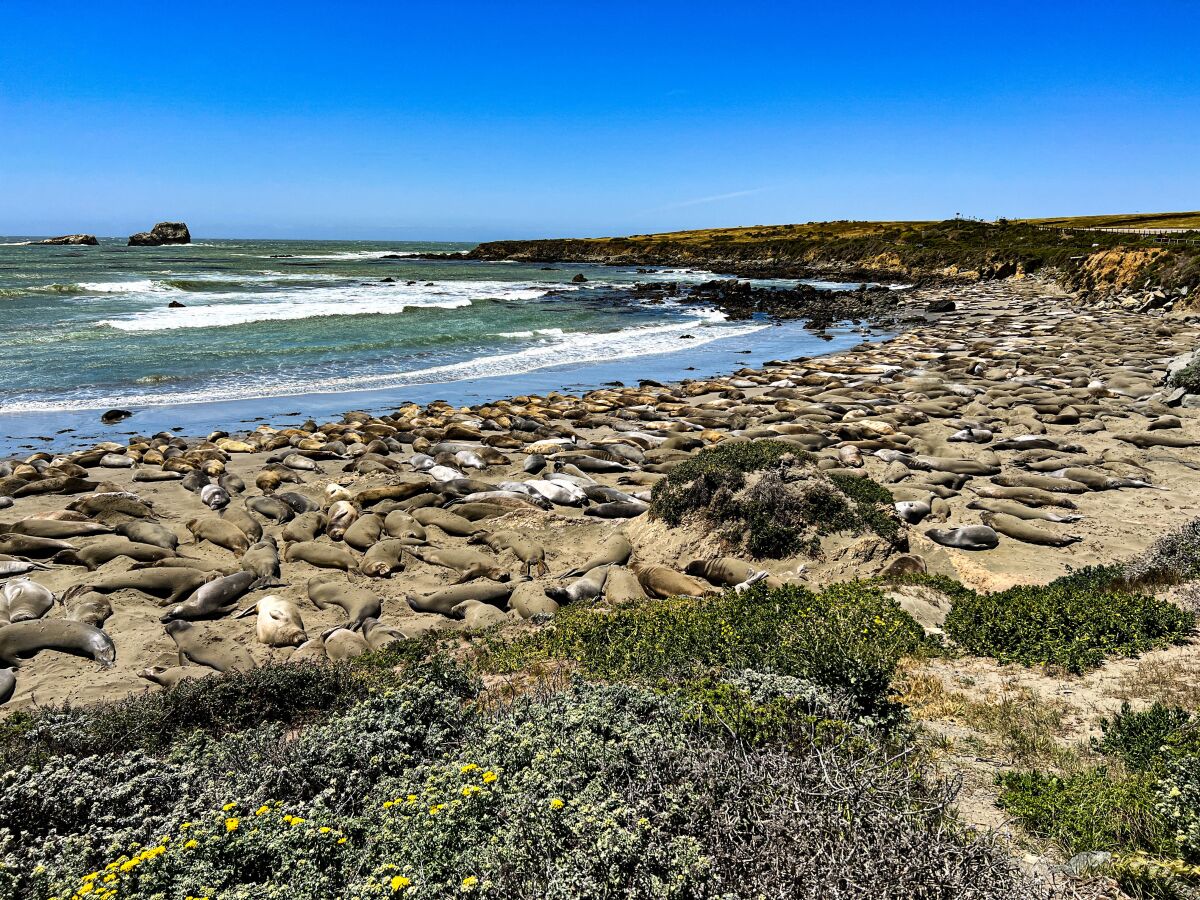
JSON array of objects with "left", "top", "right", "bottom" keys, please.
[
  {"left": 262, "top": 249, "right": 424, "bottom": 261},
  {"left": 8, "top": 316, "right": 767, "bottom": 413},
  {"left": 495, "top": 327, "right": 566, "bottom": 338},
  {"left": 77, "top": 279, "right": 173, "bottom": 294},
  {"left": 95, "top": 280, "right": 558, "bottom": 332}
]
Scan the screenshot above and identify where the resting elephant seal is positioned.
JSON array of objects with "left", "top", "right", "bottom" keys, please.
[
  {"left": 412, "top": 508, "right": 485, "bottom": 538},
  {"left": 635, "top": 564, "right": 717, "bottom": 598},
  {"left": 0, "top": 559, "right": 48, "bottom": 579},
  {"left": 1115, "top": 432, "right": 1200, "bottom": 449},
  {"left": 966, "top": 499, "right": 1082, "bottom": 523},
  {"left": 545, "top": 567, "right": 608, "bottom": 603},
  {"left": 164, "top": 620, "right": 256, "bottom": 672},
  {"left": 0, "top": 667, "right": 14, "bottom": 704},
  {"left": 924, "top": 525, "right": 1000, "bottom": 551},
  {"left": 161, "top": 570, "right": 258, "bottom": 622},
  {"left": 286, "top": 540, "right": 358, "bottom": 571},
  {"left": 878, "top": 554, "right": 928, "bottom": 578},
  {"left": 138, "top": 665, "right": 217, "bottom": 689},
  {"left": 323, "top": 626, "right": 369, "bottom": 661},
  {"left": 308, "top": 574, "right": 382, "bottom": 629},
  {"left": 980, "top": 512, "right": 1081, "bottom": 547},
  {"left": 451, "top": 598, "right": 510, "bottom": 629},
  {"left": 354, "top": 482, "right": 430, "bottom": 506},
  {"left": 0, "top": 534, "right": 76, "bottom": 558},
  {"left": 118, "top": 520, "right": 180, "bottom": 551},
  {"left": 343, "top": 513, "right": 384, "bottom": 551},
  {"left": 410, "top": 548, "right": 509, "bottom": 583},
  {"left": 0, "top": 619, "right": 115, "bottom": 668},
  {"left": 584, "top": 500, "right": 649, "bottom": 519},
  {"left": 894, "top": 500, "right": 932, "bottom": 525},
  {"left": 407, "top": 581, "right": 512, "bottom": 617},
  {"left": 282, "top": 511, "right": 327, "bottom": 543},
  {"left": 63, "top": 590, "right": 113, "bottom": 627},
  {"left": 969, "top": 485, "right": 1078, "bottom": 509},
  {"left": 1, "top": 578, "right": 54, "bottom": 624},
  {"left": 361, "top": 617, "right": 408, "bottom": 650},
  {"left": 992, "top": 473, "right": 1090, "bottom": 494},
  {"left": 684, "top": 557, "right": 784, "bottom": 591},
  {"left": 383, "top": 510, "right": 427, "bottom": 543},
  {"left": 560, "top": 533, "right": 632, "bottom": 577},
  {"left": 248, "top": 496, "right": 295, "bottom": 524},
  {"left": 325, "top": 501, "right": 359, "bottom": 541},
  {"left": 187, "top": 516, "right": 251, "bottom": 556},
  {"left": 71, "top": 568, "right": 212, "bottom": 604},
  {"left": 469, "top": 530, "right": 549, "bottom": 577},
  {"left": 240, "top": 537, "right": 284, "bottom": 587},
  {"left": 3, "top": 519, "right": 112, "bottom": 539},
  {"left": 360, "top": 539, "right": 407, "bottom": 577},
  {"left": 602, "top": 565, "right": 648, "bottom": 603},
  {"left": 54, "top": 538, "right": 175, "bottom": 570},
  {"left": 235, "top": 595, "right": 307, "bottom": 646},
  {"left": 219, "top": 507, "right": 264, "bottom": 542}
]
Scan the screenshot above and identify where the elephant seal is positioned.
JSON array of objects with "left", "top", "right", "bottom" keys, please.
[
  {"left": 161, "top": 570, "right": 258, "bottom": 622},
  {"left": 247, "top": 496, "right": 295, "bottom": 524},
  {"left": 992, "top": 473, "right": 1090, "bottom": 494},
  {"left": 684, "top": 557, "right": 784, "bottom": 591},
  {"left": 118, "top": 520, "right": 180, "bottom": 550},
  {"left": 354, "top": 481, "right": 430, "bottom": 506},
  {"left": 361, "top": 617, "right": 407, "bottom": 650},
  {"left": 0, "top": 619, "right": 115, "bottom": 668},
  {"left": 894, "top": 500, "right": 931, "bottom": 525},
  {"left": 584, "top": 499, "right": 649, "bottom": 519},
  {"left": 308, "top": 575, "right": 382, "bottom": 629},
  {"left": 200, "top": 483, "right": 231, "bottom": 510},
  {"left": 71, "top": 567, "right": 211, "bottom": 603},
  {"left": 0, "top": 668, "right": 14, "bottom": 704},
  {"left": 187, "top": 516, "right": 251, "bottom": 556},
  {"left": 1115, "top": 432, "right": 1200, "bottom": 449},
  {"left": 545, "top": 567, "right": 608, "bottom": 603},
  {"left": 383, "top": 510, "right": 426, "bottom": 542},
  {"left": 219, "top": 507, "right": 264, "bottom": 542},
  {"left": 282, "top": 511, "right": 327, "bottom": 543},
  {"left": 3, "top": 519, "right": 112, "bottom": 539},
  {"left": 360, "top": 539, "right": 407, "bottom": 577},
  {"left": 138, "top": 665, "right": 217, "bottom": 689},
  {"left": 54, "top": 538, "right": 175, "bottom": 570},
  {"left": 240, "top": 537, "right": 284, "bottom": 587},
  {"left": 343, "top": 513, "right": 384, "bottom": 551},
  {"left": 980, "top": 512, "right": 1081, "bottom": 547},
  {"left": 451, "top": 598, "right": 510, "bottom": 629},
  {"left": 235, "top": 595, "right": 307, "bottom": 646},
  {"left": 63, "top": 590, "right": 113, "bottom": 627},
  {"left": 0, "top": 534, "right": 76, "bottom": 558},
  {"left": 878, "top": 554, "right": 928, "bottom": 578},
  {"left": 407, "top": 581, "right": 512, "bottom": 617},
  {"left": 164, "top": 620, "right": 255, "bottom": 672},
  {"left": 469, "top": 530, "right": 549, "bottom": 577},
  {"left": 68, "top": 492, "right": 155, "bottom": 520},
  {"left": 286, "top": 541, "right": 358, "bottom": 571},
  {"left": 635, "top": 564, "right": 717, "bottom": 598},
  {"left": 412, "top": 508, "right": 485, "bottom": 538},
  {"left": 968, "top": 485, "right": 1078, "bottom": 509},
  {"left": 602, "top": 566, "right": 648, "bottom": 603},
  {"left": 560, "top": 533, "right": 632, "bottom": 577},
  {"left": 924, "top": 525, "right": 1000, "bottom": 551},
  {"left": 290, "top": 633, "right": 328, "bottom": 663},
  {"left": 1, "top": 578, "right": 54, "bottom": 623},
  {"left": 966, "top": 499, "right": 1082, "bottom": 523},
  {"left": 0, "top": 560, "right": 48, "bottom": 579},
  {"left": 325, "top": 501, "right": 359, "bottom": 541},
  {"left": 410, "top": 548, "right": 509, "bottom": 583},
  {"left": 323, "top": 626, "right": 370, "bottom": 661}
]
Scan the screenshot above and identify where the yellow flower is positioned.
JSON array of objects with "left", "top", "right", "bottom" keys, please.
[
  {"left": 461, "top": 875, "right": 478, "bottom": 891},
  {"left": 225, "top": 818, "right": 240, "bottom": 833},
  {"left": 481, "top": 771, "right": 497, "bottom": 784},
  {"left": 549, "top": 797, "right": 564, "bottom": 810},
  {"left": 406, "top": 794, "right": 418, "bottom": 803},
  {"left": 221, "top": 802, "right": 237, "bottom": 812},
  {"left": 337, "top": 837, "right": 347, "bottom": 844},
  {"left": 184, "top": 839, "right": 199, "bottom": 849},
  {"left": 460, "top": 763, "right": 479, "bottom": 774},
  {"left": 77, "top": 884, "right": 94, "bottom": 896},
  {"left": 319, "top": 826, "right": 331, "bottom": 834},
  {"left": 390, "top": 875, "right": 412, "bottom": 891},
  {"left": 256, "top": 805, "right": 270, "bottom": 816}
]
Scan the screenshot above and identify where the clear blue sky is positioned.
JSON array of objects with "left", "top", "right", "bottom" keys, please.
[{"left": 1, "top": 1, "right": 1197, "bottom": 240}]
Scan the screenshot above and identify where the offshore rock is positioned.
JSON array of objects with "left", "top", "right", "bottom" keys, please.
[
  {"left": 128, "top": 222, "right": 192, "bottom": 246},
  {"left": 35, "top": 234, "right": 98, "bottom": 245}
]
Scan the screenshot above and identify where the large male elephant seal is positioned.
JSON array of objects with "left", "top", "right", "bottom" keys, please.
[
  {"left": 980, "top": 512, "right": 1082, "bottom": 547},
  {"left": 684, "top": 557, "right": 784, "bottom": 591},
  {"left": 0, "top": 619, "right": 115, "bottom": 667},
  {"left": 164, "top": 620, "right": 255, "bottom": 672},
  {"left": 54, "top": 538, "right": 175, "bottom": 570},
  {"left": 308, "top": 574, "right": 382, "bottom": 629},
  {"left": 235, "top": 595, "right": 307, "bottom": 647},
  {"left": 76, "top": 567, "right": 212, "bottom": 604},
  {"left": 407, "top": 581, "right": 512, "bottom": 617},
  {"left": 187, "top": 516, "right": 251, "bottom": 556},
  {"left": 635, "top": 564, "right": 717, "bottom": 599}
]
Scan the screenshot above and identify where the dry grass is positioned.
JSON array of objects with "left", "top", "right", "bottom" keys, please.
[
  {"left": 612, "top": 220, "right": 925, "bottom": 244},
  {"left": 894, "top": 661, "right": 1078, "bottom": 768},
  {"left": 1020, "top": 211, "right": 1200, "bottom": 230},
  {"left": 1113, "top": 655, "right": 1200, "bottom": 709}
]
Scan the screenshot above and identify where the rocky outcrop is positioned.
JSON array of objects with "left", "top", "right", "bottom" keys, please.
[
  {"left": 35, "top": 234, "right": 98, "bottom": 246},
  {"left": 128, "top": 222, "right": 191, "bottom": 246}
]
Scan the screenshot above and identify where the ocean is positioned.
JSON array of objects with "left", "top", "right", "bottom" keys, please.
[{"left": 0, "top": 237, "right": 886, "bottom": 454}]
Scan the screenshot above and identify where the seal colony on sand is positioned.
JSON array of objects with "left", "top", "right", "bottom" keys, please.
[{"left": 2, "top": 273, "right": 1200, "bottom": 708}]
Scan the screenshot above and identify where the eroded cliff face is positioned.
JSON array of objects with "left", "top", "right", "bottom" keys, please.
[{"left": 1068, "top": 248, "right": 1167, "bottom": 295}]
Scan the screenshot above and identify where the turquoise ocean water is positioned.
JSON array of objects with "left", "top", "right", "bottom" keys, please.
[{"left": 0, "top": 238, "right": 884, "bottom": 453}]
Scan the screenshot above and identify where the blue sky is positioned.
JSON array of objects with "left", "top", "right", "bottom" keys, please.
[{"left": 1, "top": 1, "right": 1197, "bottom": 240}]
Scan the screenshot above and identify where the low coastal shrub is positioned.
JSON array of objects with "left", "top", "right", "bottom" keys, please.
[
  {"left": 1098, "top": 702, "right": 1200, "bottom": 773},
  {"left": 649, "top": 439, "right": 900, "bottom": 558},
  {"left": 485, "top": 583, "right": 925, "bottom": 718},
  {"left": 943, "top": 569, "right": 1193, "bottom": 673},
  {"left": 1123, "top": 518, "right": 1200, "bottom": 588},
  {"left": 7, "top": 680, "right": 1030, "bottom": 900},
  {"left": 1168, "top": 358, "right": 1200, "bottom": 395}
]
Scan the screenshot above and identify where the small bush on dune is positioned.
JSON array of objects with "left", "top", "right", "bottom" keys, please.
[
  {"left": 1123, "top": 518, "right": 1200, "bottom": 588},
  {"left": 1168, "top": 358, "right": 1200, "bottom": 395},
  {"left": 943, "top": 569, "right": 1193, "bottom": 673},
  {"left": 650, "top": 439, "right": 900, "bottom": 558},
  {"left": 1098, "top": 702, "right": 1200, "bottom": 773}
]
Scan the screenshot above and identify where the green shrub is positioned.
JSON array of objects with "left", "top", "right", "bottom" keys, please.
[
  {"left": 650, "top": 440, "right": 900, "bottom": 558},
  {"left": 486, "top": 583, "right": 925, "bottom": 718},
  {"left": 1169, "top": 358, "right": 1200, "bottom": 395},
  {"left": 1158, "top": 754, "right": 1200, "bottom": 862},
  {"left": 943, "top": 570, "right": 1193, "bottom": 673},
  {"left": 1099, "top": 703, "right": 1200, "bottom": 772},
  {"left": 1123, "top": 518, "right": 1200, "bottom": 588},
  {"left": 998, "top": 768, "right": 1174, "bottom": 857}
]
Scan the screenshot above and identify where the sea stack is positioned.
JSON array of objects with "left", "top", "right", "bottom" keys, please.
[
  {"left": 128, "top": 221, "right": 191, "bottom": 246},
  {"left": 34, "top": 234, "right": 98, "bottom": 245}
]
